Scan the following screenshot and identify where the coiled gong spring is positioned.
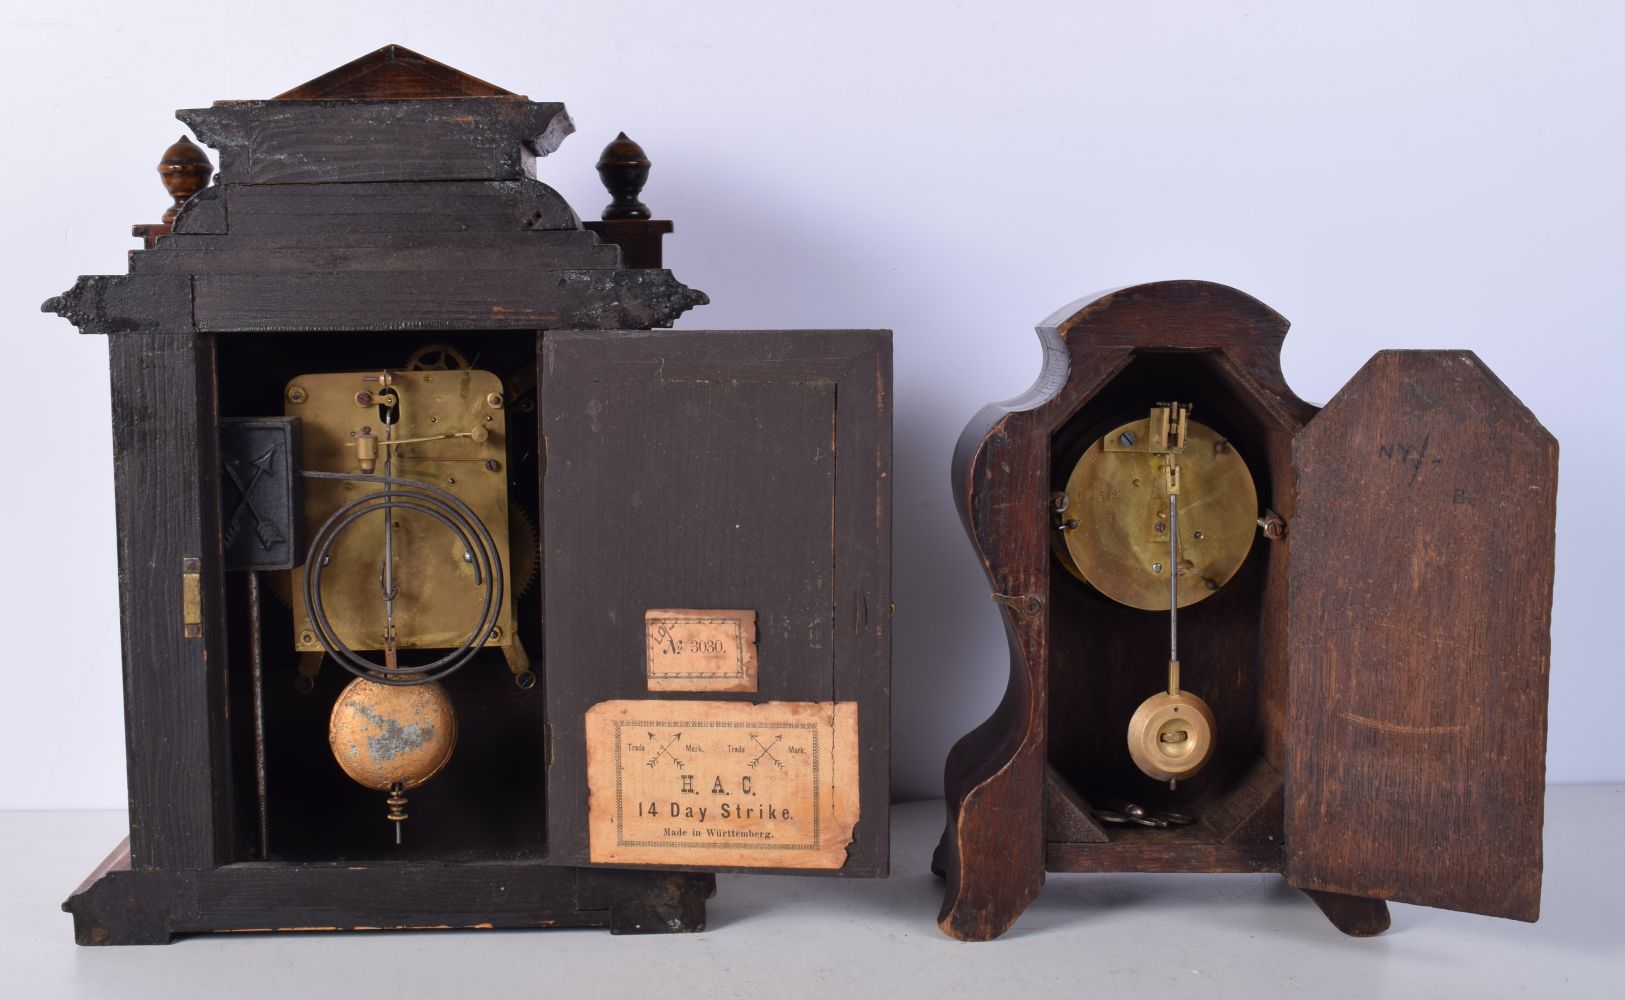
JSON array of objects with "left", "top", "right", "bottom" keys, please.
[{"left": 301, "top": 470, "right": 504, "bottom": 686}]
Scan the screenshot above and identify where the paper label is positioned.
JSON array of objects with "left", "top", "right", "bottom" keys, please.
[
  {"left": 585, "top": 699, "right": 859, "bottom": 869},
  {"left": 644, "top": 609, "right": 758, "bottom": 693}
]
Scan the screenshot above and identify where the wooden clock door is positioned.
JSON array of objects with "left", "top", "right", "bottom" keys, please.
[
  {"left": 1284, "top": 350, "right": 1557, "bottom": 921},
  {"left": 539, "top": 328, "right": 892, "bottom": 878}
]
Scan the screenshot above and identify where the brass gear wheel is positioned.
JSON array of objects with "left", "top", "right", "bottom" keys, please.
[
  {"left": 508, "top": 501, "right": 539, "bottom": 598},
  {"left": 405, "top": 343, "right": 472, "bottom": 371}
]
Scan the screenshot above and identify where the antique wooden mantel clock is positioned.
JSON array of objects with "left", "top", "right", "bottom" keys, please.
[
  {"left": 46, "top": 46, "right": 892, "bottom": 945},
  {"left": 934, "top": 281, "right": 1556, "bottom": 939}
]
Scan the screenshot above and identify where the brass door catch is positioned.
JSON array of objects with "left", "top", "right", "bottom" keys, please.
[
  {"left": 182, "top": 556, "right": 203, "bottom": 638},
  {"left": 991, "top": 592, "right": 1043, "bottom": 618}
]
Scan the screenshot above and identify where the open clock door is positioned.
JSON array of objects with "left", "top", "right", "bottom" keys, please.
[
  {"left": 1285, "top": 350, "right": 1556, "bottom": 921},
  {"left": 540, "top": 328, "right": 892, "bottom": 878}
]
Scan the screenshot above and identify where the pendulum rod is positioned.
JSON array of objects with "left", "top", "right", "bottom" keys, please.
[
  {"left": 381, "top": 385, "right": 401, "bottom": 843},
  {"left": 381, "top": 390, "right": 399, "bottom": 673},
  {"left": 1168, "top": 464, "right": 1179, "bottom": 694},
  {"left": 1165, "top": 443, "right": 1181, "bottom": 790}
]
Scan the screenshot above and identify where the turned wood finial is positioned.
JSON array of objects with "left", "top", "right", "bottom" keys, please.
[
  {"left": 158, "top": 135, "right": 212, "bottom": 224},
  {"left": 595, "top": 132, "right": 652, "bottom": 221}
]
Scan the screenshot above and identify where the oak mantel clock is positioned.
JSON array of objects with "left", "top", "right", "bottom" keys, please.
[
  {"left": 934, "top": 280, "right": 1556, "bottom": 940},
  {"left": 46, "top": 45, "right": 891, "bottom": 945}
]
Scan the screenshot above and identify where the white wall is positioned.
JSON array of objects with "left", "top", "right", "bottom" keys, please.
[{"left": 0, "top": 1, "right": 1617, "bottom": 808}]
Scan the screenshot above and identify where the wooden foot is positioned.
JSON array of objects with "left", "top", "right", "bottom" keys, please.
[
  {"left": 1303, "top": 888, "right": 1391, "bottom": 937},
  {"left": 937, "top": 748, "right": 1046, "bottom": 941},
  {"left": 593, "top": 871, "right": 714, "bottom": 934},
  {"left": 935, "top": 616, "right": 1048, "bottom": 941},
  {"left": 62, "top": 839, "right": 182, "bottom": 945}
]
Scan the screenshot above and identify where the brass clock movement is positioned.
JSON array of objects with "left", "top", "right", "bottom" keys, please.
[{"left": 1054, "top": 400, "right": 1256, "bottom": 788}]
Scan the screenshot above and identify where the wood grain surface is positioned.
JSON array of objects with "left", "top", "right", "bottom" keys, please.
[
  {"left": 1286, "top": 350, "right": 1556, "bottom": 922},
  {"left": 107, "top": 333, "right": 236, "bottom": 870}
]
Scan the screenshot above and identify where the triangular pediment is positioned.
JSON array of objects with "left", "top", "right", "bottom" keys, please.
[{"left": 276, "top": 44, "right": 515, "bottom": 100}]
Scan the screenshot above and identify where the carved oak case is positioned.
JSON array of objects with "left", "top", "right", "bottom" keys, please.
[{"left": 934, "top": 281, "right": 1556, "bottom": 940}]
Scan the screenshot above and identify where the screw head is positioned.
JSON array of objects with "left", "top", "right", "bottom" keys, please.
[
  {"left": 1152, "top": 563, "right": 1164, "bottom": 573},
  {"left": 484, "top": 459, "right": 501, "bottom": 473},
  {"left": 486, "top": 393, "right": 504, "bottom": 409},
  {"left": 287, "top": 386, "right": 307, "bottom": 403},
  {"left": 1118, "top": 431, "right": 1137, "bottom": 447},
  {"left": 1154, "top": 523, "right": 1166, "bottom": 534},
  {"left": 354, "top": 391, "right": 373, "bottom": 406}
]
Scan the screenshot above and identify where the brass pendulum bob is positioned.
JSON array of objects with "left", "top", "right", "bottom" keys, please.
[
  {"left": 1126, "top": 406, "right": 1217, "bottom": 785},
  {"left": 328, "top": 676, "right": 458, "bottom": 844}
]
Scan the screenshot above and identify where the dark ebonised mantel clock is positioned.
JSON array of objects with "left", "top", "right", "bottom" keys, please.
[
  {"left": 933, "top": 280, "right": 1556, "bottom": 940},
  {"left": 46, "top": 45, "right": 892, "bottom": 945}
]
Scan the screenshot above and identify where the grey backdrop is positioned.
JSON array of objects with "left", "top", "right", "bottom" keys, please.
[{"left": 0, "top": 0, "right": 1615, "bottom": 808}]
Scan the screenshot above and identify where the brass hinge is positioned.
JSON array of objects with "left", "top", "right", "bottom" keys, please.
[{"left": 182, "top": 557, "right": 203, "bottom": 638}]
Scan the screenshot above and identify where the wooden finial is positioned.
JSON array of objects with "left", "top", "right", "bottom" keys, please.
[
  {"left": 158, "top": 135, "right": 212, "bottom": 224},
  {"left": 595, "top": 132, "right": 652, "bottom": 221}
]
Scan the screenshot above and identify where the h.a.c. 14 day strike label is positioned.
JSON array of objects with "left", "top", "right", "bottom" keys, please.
[{"left": 584, "top": 699, "right": 859, "bottom": 870}]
